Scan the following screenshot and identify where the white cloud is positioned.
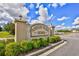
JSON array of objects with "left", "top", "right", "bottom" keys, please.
[
  {"left": 0, "top": 20, "right": 8, "bottom": 25},
  {"left": 30, "top": 20, "right": 43, "bottom": 24},
  {"left": 55, "top": 25, "right": 63, "bottom": 28},
  {"left": 59, "top": 3, "right": 66, "bottom": 7},
  {"left": 55, "top": 25, "right": 64, "bottom": 30},
  {"left": 57, "top": 16, "right": 69, "bottom": 21},
  {"left": 1, "top": 12, "right": 14, "bottom": 20},
  {"left": 36, "top": 3, "right": 40, "bottom": 8},
  {"left": 52, "top": 3, "right": 66, "bottom": 8},
  {"left": 55, "top": 25, "right": 72, "bottom": 30},
  {"left": 73, "top": 17, "right": 79, "bottom": 25},
  {"left": 0, "top": 4, "right": 19, "bottom": 19},
  {"left": 38, "top": 16, "right": 46, "bottom": 22},
  {"left": 39, "top": 5, "right": 48, "bottom": 17},
  {"left": 72, "top": 26, "right": 76, "bottom": 28},
  {"left": 29, "top": 3, "right": 34, "bottom": 9},
  {"left": 47, "top": 14, "right": 53, "bottom": 20},
  {"left": 31, "top": 5, "right": 54, "bottom": 24},
  {"left": 31, "top": 5, "right": 49, "bottom": 24},
  {"left": 19, "top": 7, "right": 29, "bottom": 17},
  {"left": 35, "top": 11, "right": 38, "bottom": 14},
  {"left": 76, "top": 25, "right": 79, "bottom": 28},
  {"left": 72, "top": 25, "right": 79, "bottom": 29},
  {"left": 0, "top": 3, "right": 29, "bottom": 18},
  {"left": 38, "top": 5, "right": 48, "bottom": 23},
  {"left": 52, "top": 3, "right": 58, "bottom": 8},
  {"left": 0, "top": 3, "right": 29, "bottom": 26},
  {"left": 48, "top": 4, "right": 51, "bottom": 7},
  {"left": 61, "top": 23, "right": 65, "bottom": 26}
]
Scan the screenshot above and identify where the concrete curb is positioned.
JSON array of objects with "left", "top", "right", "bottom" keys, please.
[
  {"left": 26, "top": 40, "right": 66, "bottom": 56},
  {"left": 40, "top": 41, "right": 67, "bottom": 56}
]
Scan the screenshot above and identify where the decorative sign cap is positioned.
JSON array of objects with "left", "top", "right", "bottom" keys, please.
[{"left": 19, "top": 15, "right": 23, "bottom": 20}]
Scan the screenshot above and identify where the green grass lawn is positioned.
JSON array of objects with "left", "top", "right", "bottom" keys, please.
[{"left": 0, "top": 31, "right": 14, "bottom": 38}]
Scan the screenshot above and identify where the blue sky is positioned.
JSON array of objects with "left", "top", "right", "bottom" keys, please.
[
  {"left": 0, "top": 3, "right": 79, "bottom": 30},
  {"left": 22, "top": 3, "right": 79, "bottom": 29}
]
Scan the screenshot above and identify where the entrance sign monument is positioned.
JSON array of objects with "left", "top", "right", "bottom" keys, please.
[
  {"left": 30, "top": 23, "right": 50, "bottom": 37},
  {"left": 14, "top": 18, "right": 55, "bottom": 42}
]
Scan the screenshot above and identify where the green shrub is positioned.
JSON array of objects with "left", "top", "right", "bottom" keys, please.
[
  {"left": 20, "top": 40, "right": 33, "bottom": 53},
  {"left": 50, "top": 36, "right": 61, "bottom": 43},
  {"left": 48, "top": 37, "right": 54, "bottom": 43},
  {"left": 5, "top": 39, "right": 14, "bottom": 44},
  {"left": 39, "top": 38, "right": 49, "bottom": 47},
  {"left": 55, "top": 36, "right": 61, "bottom": 41},
  {"left": 32, "top": 39, "right": 41, "bottom": 49},
  {"left": 42, "top": 39, "right": 49, "bottom": 47},
  {"left": 4, "top": 36, "right": 61, "bottom": 56},
  {"left": 47, "top": 37, "right": 50, "bottom": 43},
  {"left": 5, "top": 42, "right": 21, "bottom": 56},
  {"left": 0, "top": 43, "right": 5, "bottom": 56},
  {"left": 39, "top": 38, "right": 45, "bottom": 46},
  {"left": 54, "top": 36, "right": 61, "bottom": 42},
  {"left": 0, "top": 40, "right": 5, "bottom": 44}
]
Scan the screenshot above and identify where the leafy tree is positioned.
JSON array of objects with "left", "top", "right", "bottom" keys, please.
[
  {"left": 3, "top": 23, "right": 15, "bottom": 35},
  {"left": 57, "top": 30, "right": 71, "bottom": 32},
  {"left": 0, "top": 26, "right": 2, "bottom": 31}
]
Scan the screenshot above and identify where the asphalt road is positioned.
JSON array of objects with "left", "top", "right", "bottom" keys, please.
[{"left": 48, "top": 32, "right": 79, "bottom": 56}]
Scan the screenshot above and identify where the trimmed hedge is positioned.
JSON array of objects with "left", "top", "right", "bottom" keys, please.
[
  {"left": 32, "top": 39, "right": 41, "bottom": 49},
  {"left": 48, "top": 37, "right": 54, "bottom": 43},
  {"left": 41, "top": 38, "right": 49, "bottom": 47},
  {"left": 1, "top": 35, "right": 61, "bottom": 56},
  {"left": 0, "top": 43, "right": 5, "bottom": 56},
  {"left": 0, "top": 40, "right": 5, "bottom": 44},
  {"left": 5, "top": 39, "right": 14, "bottom": 44},
  {"left": 51, "top": 35, "right": 61, "bottom": 43},
  {"left": 5, "top": 42, "right": 21, "bottom": 56},
  {"left": 20, "top": 40, "right": 33, "bottom": 53}
]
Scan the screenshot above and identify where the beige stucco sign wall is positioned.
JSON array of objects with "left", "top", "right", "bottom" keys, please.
[
  {"left": 14, "top": 19, "right": 55, "bottom": 42},
  {"left": 30, "top": 23, "right": 50, "bottom": 37}
]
